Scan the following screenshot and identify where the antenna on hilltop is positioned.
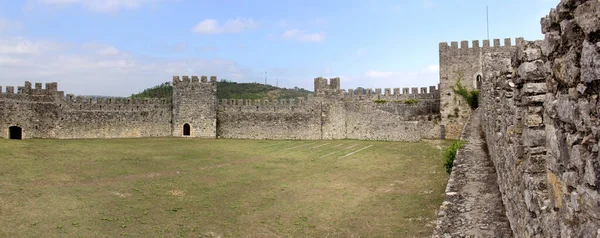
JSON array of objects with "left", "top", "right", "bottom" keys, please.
[
  {"left": 486, "top": 5, "right": 490, "bottom": 41},
  {"left": 264, "top": 71, "right": 267, "bottom": 85}
]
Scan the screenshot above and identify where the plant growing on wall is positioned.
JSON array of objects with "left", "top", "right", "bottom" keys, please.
[
  {"left": 404, "top": 98, "right": 420, "bottom": 105},
  {"left": 443, "top": 140, "right": 465, "bottom": 174},
  {"left": 452, "top": 79, "right": 480, "bottom": 110}
]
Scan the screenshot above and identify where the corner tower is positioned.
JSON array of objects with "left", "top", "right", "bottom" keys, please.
[
  {"left": 438, "top": 38, "right": 524, "bottom": 139},
  {"left": 172, "top": 75, "right": 217, "bottom": 138}
]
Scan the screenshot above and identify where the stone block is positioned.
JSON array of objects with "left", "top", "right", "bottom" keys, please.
[
  {"left": 556, "top": 96, "right": 576, "bottom": 124},
  {"left": 523, "top": 128, "right": 546, "bottom": 147},
  {"left": 526, "top": 114, "right": 543, "bottom": 127},
  {"left": 560, "top": 19, "right": 584, "bottom": 47},
  {"left": 523, "top": 83, "right": 548, "bottom": 95},
  {"left": 517, "top": 60, "right": 548, "bottom": 80},
  {"left": 581, "top": 40, "right": 600, "bottom": 83},
  {"left": 542, "top": 31, "right": 560, "bottom": 57},
  {"left": 574, "top": 1, "right": 600, "bottom": 35},
  {"left": 553, "top": 47, "right": 581, "bottom": 86},
  {"left": 523, "top": 95, "right": 546, "bottom": 104},
  {"left": 528, "top": 106, "right": 543, "bottom": 114}
]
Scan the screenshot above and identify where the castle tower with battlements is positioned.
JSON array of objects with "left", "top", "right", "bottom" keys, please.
[
  {"left": 438, "top": 37, "right": 526, "bottom": 139},
  {"left": 171, "top": 75, "right": 218, "bottom": 138}
]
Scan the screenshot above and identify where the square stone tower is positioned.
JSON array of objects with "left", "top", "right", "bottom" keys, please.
[
  {"left": 171, "top": 75, "right": 217, "bottom": 138},
  {"left": 439, "top": 38, "right": 523, "bottom": 139}
]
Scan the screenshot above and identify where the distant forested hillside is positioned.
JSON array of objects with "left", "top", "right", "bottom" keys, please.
[{"left": 130, "top": 80, "right": 313, "bottom": 100}]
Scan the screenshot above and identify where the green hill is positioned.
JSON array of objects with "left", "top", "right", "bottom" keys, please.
[{"left": 130, "top": 80, "right": 313, "bottom": 100}]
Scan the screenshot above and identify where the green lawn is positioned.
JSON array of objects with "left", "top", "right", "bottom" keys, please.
[{"left": 0, "top": 138, "right": 450, "bottom": 237}]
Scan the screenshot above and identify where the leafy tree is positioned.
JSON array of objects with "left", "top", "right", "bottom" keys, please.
[{"left": 130, "top": 80, "right": 313, "bottom": 100}]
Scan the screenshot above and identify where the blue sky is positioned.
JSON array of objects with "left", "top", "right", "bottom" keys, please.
[{"left": 0, "top": 0, "right": 559, "bottom": 96}]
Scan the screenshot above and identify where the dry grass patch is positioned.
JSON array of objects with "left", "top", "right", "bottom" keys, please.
[{"left": 0, "top": 138, "right": 451, "bottom": 237}]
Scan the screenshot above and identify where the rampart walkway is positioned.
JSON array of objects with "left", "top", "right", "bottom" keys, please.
[{"left": 432, "top": 109, "right": 513, "bottom": 237}]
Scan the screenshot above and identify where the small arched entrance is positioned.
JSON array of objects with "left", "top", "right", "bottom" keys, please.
[
  {"left": 183, "top": 123, "right": 191, "bottom": 136},
  {"left": 9, "top": 126, "right": 22, "bottom": 140},
  {"left": 476, "top": 75, "right": 482, "bottom": 89}
]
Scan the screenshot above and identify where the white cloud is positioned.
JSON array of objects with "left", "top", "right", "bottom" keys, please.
[
  {"left": 0, "top": 36, "right": 254, "bottom": 96},
  {"left": 0, "top": 37, "right": 66, "bottom": 55},
  {"left": 81, "top": 43, "right": 122, "bottom": 55},
  {"left": 0, "top": 18, "right": 23, "bottom": 31},
  {"left": 280, "top": 29, "right": 326, "bottom": 42},
  {"left": 426, "top": 64, "right": 439, "bottom": 72},
  {"left": 32, "top": 0, "right": 165, "bottom": 13},
  {"left": 191, "top": 17, "right": 258, "bottom": 34},
  {"left": 277, "top": 17, "right": 327, "bottom": 28},
  {"left": 347, "top": 65, "right": 440, "bottom": 89}
]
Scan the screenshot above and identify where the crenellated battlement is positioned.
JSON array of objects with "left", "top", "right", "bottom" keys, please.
[
  {"left": 172, "top": 75, "right": 217, "bottom": 86},
  {"left": 3, "top": 75, "right": 441, "bottom": 141},
  {"left": 314, "top": 77, "right": 341, "bottom": 97},
  {"left": 343, "top": 85, "right": 439, "bottom": 101},
  {"left": 217, "top": 96, "right": 317, "bottom": 113},
  {"left": 439, "top": 37, "right": 526, "bottom": 52},
  {"left": 218, "top": 96, "right": 311, "bottom": 106},
  {"left": 61, "top": 94, "right": 171, "bottom": 112},
  {"left": 1, "top": 81, "right": 64, "bottom": 97},
  {"left": 63, "top": 95, "right": 171, "bottom": 105}
]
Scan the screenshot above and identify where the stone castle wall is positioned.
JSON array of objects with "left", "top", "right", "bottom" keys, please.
[
  {"left": 344, "top": 101, "right": 440, "bottom": 141},
  {"left": 216, "top": 98, "right": 322, "bottom": 140},
  {"left": 0, "top": 82, "right": 172, "bottom": 139},
  {"left": 215, "top": 77, "right": 442, "bottom": 141},
  {"left": 1, "top": 77, "right": 441, "bottom": 141},
  {"left": 439, "top": 37, "right": 524, "bottom": 139},
  {"left": 479, "top": 0, "right": 600, "bottom": 236}
]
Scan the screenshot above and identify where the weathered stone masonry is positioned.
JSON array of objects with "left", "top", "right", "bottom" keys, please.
[
  {"left": 1, "top": 76, "right": 441, "bottom": 141},
  {"left": 479, "top": 0, "right": 600, "bottom": 236},
  {"left": 435, "top": 0, "right": 600, "bottom": 237},
  {"left": 216, "top": 77, "right": 441, "bottom": 141},
  {"left": 0, "top": 82, "right": 172, "bottom": 139},
  {"left": 439, "top": 37, "right": 525, "bottom": 139}
]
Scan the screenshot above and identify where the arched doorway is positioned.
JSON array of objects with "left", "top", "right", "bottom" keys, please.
[
  {"left": 476, "top": 75, "right": 482, "bottom": 89},
  {"left": 9, "top": 126, "right": 22, "bottom": 140},
  {"left": 183, "top": 123, "right": 190, "bottom": 136}
]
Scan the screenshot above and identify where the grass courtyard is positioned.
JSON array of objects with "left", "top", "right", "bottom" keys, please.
[{"left": 0, "top": 138, "right": 450, "bottom": 237}]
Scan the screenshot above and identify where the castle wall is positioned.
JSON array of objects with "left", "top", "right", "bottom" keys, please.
[
  {"left": 215, "top": 77, "right": 442, "bottom": 141},
  {"left": 342, "top": 85, "right": 439, "bottom": 101},
  {"left": 1, "top": 77, "right": 441, "bottom": 142},
  {"left": 344, "top": 100, "right": 440, "bottom": 142},
  {"left": 0, "top": 82, "right": 172, "bottom": 139},
  {"left": 480, "top": 1, "right": 600, "bottom": 236},
  {"left": 1, "top": 82, "right": 63, "bottom": 139},
  {"left": 172, "top": 76, "right": 217, "bottom": 138},
  {"left": 216, "top": 98, "right": 322, "bottom": 140},
  {"left": 56, "top": 96, "right": 172, "bottom": 138},
  {"left": 439, "top": 37, "right": 523, "bottom": 139}
]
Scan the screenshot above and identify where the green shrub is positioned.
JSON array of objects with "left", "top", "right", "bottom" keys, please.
[
  {"left": 452, "top": 79, "right": 480, "bottom": 109},
  {"left": 443, "top": 140, "right": 465, "bottom": 174},
  {"left": 404, "top": 98, "right": 420, "bottom": 105},
  {"left": 373, "top": 99, "right": 388, "bottom": 104}
]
